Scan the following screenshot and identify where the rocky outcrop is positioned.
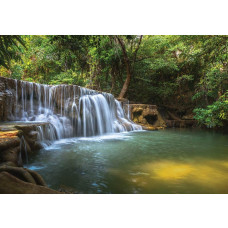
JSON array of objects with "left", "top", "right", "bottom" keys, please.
[
  {"left": 0, "top": 76, "right": 81, "bottom": 121},
  {"left": 124, "top": 104, "right": 166, "bottom": 130},
  {"left": 0, "top": 78, "right": 15, "bottom": 121},
  {"left": 0, "top": 165, "right": 46, "bottom": 186},
  {"left": 0, "top": 130, "right": 22, "bottom": 167},
  {"left": 0, "top": 122, "right": 62, "bottom": 193},
  {"left": 121, "top": 102, "right": 197, "bottom": 129},
  {"left": 0, "top": 122, "right": 54, "bottom": 167},
  {"left": 0, "top": 171, "right": 61, "bottom": 194}
]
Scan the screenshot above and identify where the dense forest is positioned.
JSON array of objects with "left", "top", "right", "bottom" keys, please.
[{"left": 0, "top": 35, "right": 227, "bottom": 129}]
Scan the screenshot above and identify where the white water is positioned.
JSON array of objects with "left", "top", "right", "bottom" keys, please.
[
  {"left": 20, "top": 136, "right": 28, "bottom": 164},
  {"left": 13, "top": 80, "right": 142, "bottom": 142}
]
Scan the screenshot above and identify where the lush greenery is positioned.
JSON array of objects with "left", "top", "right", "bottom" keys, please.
[
  {"left": 0, "top": 35, "right": 227, "bottom": 128},
  {"left": 194, "top": 91, "right": 228, "bottom": 128}
]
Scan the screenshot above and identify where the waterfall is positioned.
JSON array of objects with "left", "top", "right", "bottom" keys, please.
[
  {"left": 12, "top": 79, "right": 142, "bottom": 139},
  {"left": 127, "top": 100, "right": 130, "bottom": 119},
  {"left": 20, "top": 136, "right": 28, "bottom": 164},
  {"left": 36, "top": 124, "right": 58, "bottom": 147},
  {"left": 14, "top": 79, "right": 18, "bottom": 119}
]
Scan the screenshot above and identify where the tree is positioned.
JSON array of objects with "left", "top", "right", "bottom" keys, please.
[
  {"left": 0, "top": 35, "right": 25, "bottom": 69},
  {"left": 0, "top": 35, "right": 227, "bottom": 129},
  {"left": 114, "top": 35, "right": 143, "bottom": 99}
]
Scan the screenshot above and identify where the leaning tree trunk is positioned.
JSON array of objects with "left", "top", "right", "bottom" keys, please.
[
  {"left": 118, "top": 57, "right": 131, "bottom": 99},
  {"left": 116, "top": 35, "right": 143, "bottom": 99},
  {"left": 116, "top": 36, "right": 132, "bottom": 99}
]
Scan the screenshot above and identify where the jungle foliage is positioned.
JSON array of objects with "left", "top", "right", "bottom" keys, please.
[{"left": 0, "top": 35, "right": 227, "bottom": 128}]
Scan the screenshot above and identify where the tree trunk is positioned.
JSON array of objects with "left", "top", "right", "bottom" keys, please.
[
  {"left": 116, "top": 36, "right": 131, "bottom": 99},
  {"left": 116, "top": 35, "right": 142, "bottom": 99}
]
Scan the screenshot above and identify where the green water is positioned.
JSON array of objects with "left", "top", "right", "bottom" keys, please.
[{"left": 27, "top": 129, "right": 228, "bottom": 193}]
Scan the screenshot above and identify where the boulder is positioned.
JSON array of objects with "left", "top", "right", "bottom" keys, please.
[
  {"left": 126, "top": 104, "right": 166, "bottom": 129},
  {"left": 0, "top": 122, "right": 52, "bottom": 166},
  {"left": 0, "top": 132, "right": 20, "bottom": 150},
  {"left": 0, "top": 133, "right": 21, "bottom": 166},
  {"left": 0, "top": 171, "right": 61, "bottom": 194},
  {"left": 0, "top": 165, "right": 36, "bottom": 184}
]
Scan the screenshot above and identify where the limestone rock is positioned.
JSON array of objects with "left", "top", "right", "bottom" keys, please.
[
  {"left": 0, "top": 122, "right": 52, "bottom": 166},
  {"left": 0, "top": 171, "right": 61, "bottom": 194},
  {"left": 0, "top": 77, "right": 16, "bottom": 121},
  {"left": 125, "top": 104, "right": 166, "bottom": 129}
]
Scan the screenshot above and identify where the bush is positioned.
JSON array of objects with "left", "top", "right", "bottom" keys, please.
[{"left": 194, "top": 91, "right": 228, "bottom": 128}]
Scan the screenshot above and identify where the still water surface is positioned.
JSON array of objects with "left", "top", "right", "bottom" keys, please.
[{"left": 27, "top": 129, "right": 228, "bottom": 193}]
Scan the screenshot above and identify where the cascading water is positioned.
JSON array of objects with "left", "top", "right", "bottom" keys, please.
[
  {"left": 14, "top": 79, "right": 18, "bottom": 119},
  {"left": 12, "top": 79, "right": 142, "bottom": 141},
  {"left": 20, "top": 136, "right": 28, "bottom": 164},
  {"left": 127, "top": 100, "right": 130, "bottom": 119},
  {"left": 36, "top": 124, "right": 58, "bottom": 147}
]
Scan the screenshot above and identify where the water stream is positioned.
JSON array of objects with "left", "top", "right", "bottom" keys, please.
[{"left": 20, "top": 136, "right": 28, "bottom": 164}]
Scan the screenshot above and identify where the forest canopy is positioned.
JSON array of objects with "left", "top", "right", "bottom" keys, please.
[{"left": 0, "top": 35, "right": 227, "bottom": 128}]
